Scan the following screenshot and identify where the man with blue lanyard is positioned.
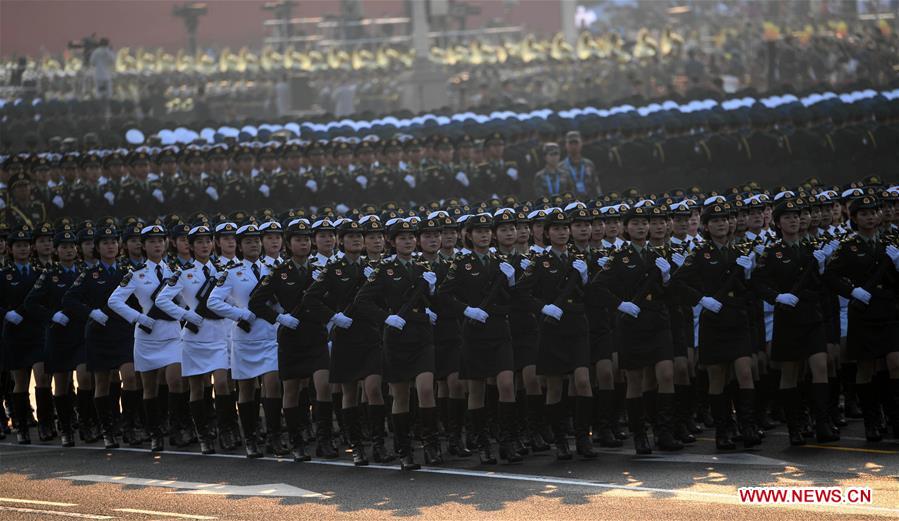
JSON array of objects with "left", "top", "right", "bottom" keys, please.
[
  {"left": 562, "top": 132, "right": 600, "bottom": 198},
  {"left": 533, "top": 143, "right": 574, "bottom": 198}
]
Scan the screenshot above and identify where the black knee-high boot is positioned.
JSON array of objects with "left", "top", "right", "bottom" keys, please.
[
  {"left": 237, "top": 400, "right": 262, "bottom": 458},
  {"left": 95, "top": 395, "right": 119, "bottom": 449},
  {"left": 76, "top": 388, "right": 99, "bottom": 442},
  {"left": 11, "top": 392, "right": 31, "bottom": 444},
  {"left": 710, "top": 393, "right": 735, "bottom": 450},
  {"left": 497, "top": 401, "right": 523, "bottom": 463},
  {"left": 655, "top": 392, "right": 684, "bottom": 451},
  {"left": 841, "top": 363, "right": 862, "bottom": 418},
  {"left": 35, "top": 387, "right": 56, "bottom": 441},
  {"left": 627, "top": 397, "right": 651, "bottom": 455},
  {"left": 549, "top": 402, "right": 572, "bottom": 460},
  {"left": 314, "top": 400, "right": 337, "bottom": 458},
  {"left": 393, "top": 412, "right": 420, "bottom": 470},
  {"left": 368, "top": 403, "right": 394, "bottom": 462},
  {"left": 446, "top": 398, "right": 473, "bottom": 457},
  {"left": 54, "top": 393, "right": 75, "bottom": 446},
  {"left": 120, "top": 389, "right": 142, "bottom": 446},
  {"left": 262, "top": 397, "right": 288, "bottom": 457},
  {"left": 781, "top": 387, "right": 806, "bottom": 446},
  {"left": 283, "top": 406, "right": 310, "bottom": 461},
  {"left": 420, "top": 406, "right": 443, "bottom": 465},
  {"left": 574, "top": 396, "right": 597, "bottom": 458},
  {"left": 525, "top": 394, "right": 551, "bottom": 451},
  {"left": 143, "top": 397, "right": 163, "bottom": 451},
  {"left": 593, "top": 389, "right": 622, "bottom": 447},
  {"left": 214, "top": 393, "right": 240, "bottom": 450},
  {"left": 471, "top": 407, "right": 496, "bottom": 464},
  {"left": 812, "top": 382, "right": 839, "bottom": 442},
  {"left": 189, "top": 399, "right": 215, "bottom": 454},
  {"left": 167, "top": 392, "right": 192, "bottom": 447},
  {"left": 857, "top": 383, "right": 883, "bottom": 442},
  {"left": 673, "top": 384, "right": 696, "bottom": 443},
  {"left": 737, "top": 389, "right": 761, "bottom": 448}
]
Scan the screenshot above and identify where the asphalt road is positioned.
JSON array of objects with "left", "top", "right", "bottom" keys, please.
[{"left": 0, "top": 418, "right": 896, "bottom": 520}]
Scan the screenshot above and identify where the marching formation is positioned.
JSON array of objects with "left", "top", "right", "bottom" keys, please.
[{"left": 1, "top": 176, "right": 898, "bottom": 471}]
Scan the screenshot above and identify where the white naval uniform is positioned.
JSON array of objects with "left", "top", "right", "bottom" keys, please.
[
  {"left": 207, "top": 258, "right": 277, "bottom": 380},
  {"left": 108, "top": 259, "right": 181, "bottom": 372},
  {"left": 155, "top": 260, "right": 229, "bottom": 377}
]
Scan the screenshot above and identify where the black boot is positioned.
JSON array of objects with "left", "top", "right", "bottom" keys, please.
[
  {"left": 673, "top": 385, "right": 696, "bottom": 444},
  {"left": 655, "top": 393, "right": 684, "bottom": 451},
  {"left": 95, "top": 395, "right": 119, "bottom": 449},
  {"left": 828, "top": 377, "right": 847, "bottom": 428},
  {"left": 627, "top": 397, "right": 651, "bottom": 455},
  {"left": 393, "top": 412, "right": 420, "bottom": 470},
  {"left": 119, "top": 390, "right": 141, "bottom": 446},
  {"left": 215, "top": 394, "right": 240, "bottom": 450},
  {"left": 549, "top": 402, "right": 572, "bottom": 460},
  {"left": 143, "top": 397, "right": 164, "bottom": 451},
  {"left": 471, "top": 407, "right": 497, "bottom": 464},
  {"left": 710, "top": 394, "right": 735, "bottom": 451},
  {"left": 76, "top": 389, "right": 100, "bottom": 443},
  {"left": 35, "top": 387, "right": 56, "bottom": 441},
  {"left": 368, "top": 404, "right": 394, "bottom": 463},
  {"left": 737, "top": 389, "right": 761, "bottom": 449},
  {"left": 314, "top": 400, "right": 338, "bottom": 458},
  {"left": 344, "top": 406, "right": 369, "bottom": 466},
  {"left": 695, "top": 371, "right": 715, "bottom": 428},
  {"left": 857, "top": 383, "right": 883, "bottom": 442},
  {"left": 593, "top": 390, "right": 622, "bottom": 447},
  {"left": 782, "top": 388, "right": 806, "bottom": 446},
  {"left": 755, "top": 373, "right": 778, "bottom": 430},
  {"left": 525, "top": 394, "right": 551, "bottom": 452},
  {"left": 446, "top": 398, "right": 473, "bottom": 457},
  {"left": 167, "top": 392, "right": 192, "bottom": 448},
  {"left": 889, "top": 379, "right": 899, "bottom": 440},
  {"left": 812, "top": 383, "right": 840, "bottom": 443},
  {"left": 498, "top": 402, "right": 523, "bottom": 463},
  {"left": 237, "top": 400, "right": 263, "bottom": 458},
  {"left": 611, "top": 385, "right": 629, "bottom": 439},
  {"left": 283, "top": 406, "right": 310, "bottom": 462},
  {"left": 420, "top": 406, "right": 444, "bottom": 465},
  {"left": 573, "top": 397, "right": 598, "bottom": 459},
  {"left": 842, "top": 363, "right": 863, "bottom": 419},
  {"left": 190, "top": 400, "right": 216, "bottom": 454},
  {"left": 12, "top": 392, "right": 31, "bottom": 444},
  {"left": 54, "top": 394, "right": 75, "bottom": 447},
  {"left": 262, "top": 397, "right": 288, "bottom": 457}
]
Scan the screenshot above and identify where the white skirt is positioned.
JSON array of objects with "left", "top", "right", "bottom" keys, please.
[
  {"left": 181, "top": 340, "right": 230, "bottom": 377},
  {"left": 230, "top": 338, "right": 278, "bottom": 380},
  {"left": 133, "top": 337, "right": 181, "bottom": 372}
]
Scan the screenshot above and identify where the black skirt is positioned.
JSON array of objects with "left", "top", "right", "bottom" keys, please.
[
  {"left": 537, "top": 317, "right": 590, "bottom": 376},
  {"left": 461, "top": 337, "right": 514, "bottom": 380},
  {"left": 512, "top": 332, "right": 540, "bottom": 370},
  {"left": 698, "top": 317, "right": 754, "bottom": 366},
  {"left": 434, "top": 339, "right": 461, "bottom": 379},
  {"left": 45, "top": 324, "right": 87, "bottom": 373},
  {"left": 329, "top": 338, "right": 381, "bottom": 384},
  {"left": 613, "top": 308, "right": 674, "bottom": 370},
  {"left": 771, "top": 318, "right": 826, "bottom": 362},
  {"left": 278, "top": 326, "right": 329, "bottom": 380},
  {"left": 846, "top": 308, "right": 899, "bottom": 360},
  {"left": 383, "top": 328, "right": 435, "bottom": 383},
  {"left": 590, "top": 332, "right": 614, "bottom": 363}
]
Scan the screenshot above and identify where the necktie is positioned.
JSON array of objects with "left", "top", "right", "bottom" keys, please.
[
  {"left": 251, "top": 263, "right": 261, "bottom": 282},
  {"left": 202, "top": 265, "right": 210, "bottom": 281},
  {"left": 155, "top": 265, "right": 163, "bottom": 283},
  {"left": 560, "top": 253, "right": 569, "bottom": 265},
  {"left": 20, "top": 266, "right": 28, "bottom": 278}
]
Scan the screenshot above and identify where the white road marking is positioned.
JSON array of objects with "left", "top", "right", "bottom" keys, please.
[
  {"left": 114, "top": 508, "right": 216, "bottom": 519},
  {"left": 0, "top": 497, "right": 78, "bottom": 507},
  {"left": 67, "top": 475, "right": 323, "bottom": 498},
  {"left": 631, "top": 451, "right": 791, "bottom": 466},
  {"left": 0, "top": 505, "right": 112, "bottom": 519}
]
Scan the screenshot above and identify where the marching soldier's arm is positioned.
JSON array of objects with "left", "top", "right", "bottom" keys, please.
[
  {"left": 433, "top": 261, "right": 471, "bottom": 319},
  {"left": 108, "top": 273, "right": 141, "bottom": 324},
  {"left": 353, "top": 268, "right": 390, "bottom": 324},
  {"left": 248, "top": 275, "right": 280, "bottom": 324},
  {"left": 300, "top": 266, "right": 338, "bottom": 324},
  {"left": 155, "top": 275, "right": 188, "bottom": 321},
  {"left": 207, "top": 274, "right": 244, "bottom": 322},
  {"left": 750, "top": 250, "right": 780, "bottom": 303},
  {"left": 668, "top": 253, "right": 703, "bottom": 305},
  {"left": 590, "top": 258, "right": 629, "bottom": 310},
  {"left": 823, "top": 244, "right": 855, "bottom": 299},
  {"left": 22, "top": 271, "right": 52, "bottom": 321},
  {"left": 512, "top": 261, "right": 548, "bottom": 315},
  {"left": 61, "top": 273, "right": 91, "bottom": 321}
]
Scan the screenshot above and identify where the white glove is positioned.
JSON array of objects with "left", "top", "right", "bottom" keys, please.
[
  {"left": 422, "top": 271, "right": 437, "bottom": 291},
  {"left": 332, "top": 312, "right": 353, "bottom": 329},
  {"left": 240, "top": 309, "right": 256, "bottom": 322},
  {"left": 455, "top": 171, "right": 470, "bottom": 187},
  {"left": 136, "top": 314, "right": 155, "bottom": 329},
  {"left": 850, "top": 287, "right": 871, "bottom": 305},
  {"left": 425, "top": 307, "right": 437, "bottom": 325},
  {"left": 821, "top": 242, "right": 836, "bottom": 257},
  {"left": 355, "top": 175, "right": 368, "bottom": 189},
  {"left": 775, "top": 293, "right": 799, "bottom": 307},
  {"left": 812, "top": 249, "right": 827, "bottom": 273},
  {"left": 655, "top": 257, "right": 671, "bottom": 283},
  {"left": 4, "top": 310, "right": 23, "bottom": 325},
  {"left": 671, "top": 252, "right": 686, "bottom": 268},
  {"left": 506, "top": 167, "right": 519, "bottom": 180},
  {"left": 617, "top": 301, "right": 641, "bottom": 318},
  {"left": 463, "top": 306, "right": 489, "bottom": 323},
  {"left": 572, "top": 259, "right": 588, "bottom": 284},
  {"left": 520, "top": 258, "right": 531, "bottom": 271},
  {"left": 403, "top": 174, "right": 416, "bottom": 189},
  {"left": 385, "top": 314, "right": 406, "bottom": 330},
  {"left": 205, "top": 185, "right": 219, "bottom": 201},
  {"left": 736, "top": 254, "right": 753, "bottom": 279},
  {"left": 276, "top": 313, "right": 300, "bottom": 329},
  {"left": 336, "top": 203, "right": 350, "bottom": 215},
  {"left": 363, "top": 266, "right": 374, "bottom": 278},
  {"left": 499, "top": 262, "right": 516, "bottom": 286},
  {"left": 827, "top": 239, "right": 840, "bottom": 253},
  {"left": 312, "top": 269, "right": 322, "bottom": 281},
  {"left": 183, "top": 310, "right": 203, "bottom": 326},
  {"left": 152, "top": 188, "right": 164, "bottom": 203},
  {"left": 98, "top": 176, "right": 108, "bottom": 187},
  {"left": 51, "top": 311, "right": 70, "bottom": 326},
  {"left": 753, "top": 244, "right": 765, "bottom": 256},
  {"left": 89, "top": 308, "right": 109, "bottom": 325},
  {"left": 887, "top": 245, "right": 899, "bottom": 264},
  {"left": 305, "top": 179, "right": 318, "bottom": 193},
  {"left": 541, "top": 304, "right": 563, "bottom": 321},
  {"left": 699, "top": 296, "right": 723, "bottom": 314},
  {"left": 52, "top": 194, "right": 64, "bottom": 208},
  {"left": 103, "top": 191, "right": 115, "bottom": 206},
  {"left": 596, "top": 256, "right": 611, "bottom": 269}
]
